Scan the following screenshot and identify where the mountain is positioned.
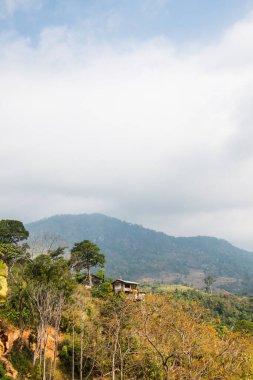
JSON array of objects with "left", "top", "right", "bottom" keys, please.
[{"left": 26, "top": 214, "right": 253, "bottom": 293}]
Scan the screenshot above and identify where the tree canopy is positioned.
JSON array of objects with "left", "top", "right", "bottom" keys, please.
[
  {"left": 70, "top": 240, "right": 105, "bottom": 286},
  {"left": 0, "top": 220, "right": 29, "bottom": 245}
]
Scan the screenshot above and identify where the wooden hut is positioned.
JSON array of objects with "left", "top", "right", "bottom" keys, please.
[
  {"left": 112, "top": 279, "right": 145, "bottom": 300},
  {"left": 112, "top": 279, "right": 139, "bottom": 294}
]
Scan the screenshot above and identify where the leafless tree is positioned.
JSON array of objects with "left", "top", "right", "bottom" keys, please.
[
  {"left": 28, "top": 232, "right": 68, "bottom": 258},
  {"left": 30, "top": 284, "right": 66, "bottom": 380}
]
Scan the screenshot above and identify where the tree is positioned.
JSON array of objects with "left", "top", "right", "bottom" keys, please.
[
  {"left": 204, "top": 274, "right": 216, "bottom": 294},
  {"left": 0, "top": 244, "right": 21, "bottom": 266},
  {"left": 0, "top": 221, "right": 30, "bottom": 309},
  {"left": 25, "top": 254, "right": 75, "bottom": 380},
  {"left": 0, "top": 220, "right": 29, "bottom": 245},
  {"left": 100, "top": 295, "right": 135, "bottom": 380},
  {"left": 134, "top": 294, "right": 252, "bottom": 380},
  {"left": 70, "top": 240, "right": 105, "bottom": 287},
  {"left": 48, "top": 246, "right": 67, "bottom": 260},
  {"left": 0, "top": 220, "right": 29, "bottom": 278}
]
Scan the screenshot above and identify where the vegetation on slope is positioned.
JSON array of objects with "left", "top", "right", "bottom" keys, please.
[
  {"left": 146, "top": 284, "right": 253, "bottom": 329},
  {"left": 27, "top": 213, "right": 253, "bottom": 293},
  {"left": 1, "top": 219, "right": 253, "bottom": 379}
]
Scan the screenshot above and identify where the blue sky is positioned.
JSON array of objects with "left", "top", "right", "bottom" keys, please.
[{"left": 1, "top": 0, "right": 253, "bottom": 44}]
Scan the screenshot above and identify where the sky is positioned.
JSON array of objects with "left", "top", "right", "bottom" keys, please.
[{"left": 1, "top": 0, "right": 253, "bottom": 249}]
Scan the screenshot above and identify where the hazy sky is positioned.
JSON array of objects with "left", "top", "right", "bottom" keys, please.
[{"left": 1, "top": 0, "right": 253, "bottom": 249}]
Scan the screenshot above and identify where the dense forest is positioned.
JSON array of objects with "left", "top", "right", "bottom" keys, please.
[
  {"left": 0, "top": 219, "right": 253, "bottom": 379},
  {"left": 27, "top": 213, "right": 253, "bottom": 293}
]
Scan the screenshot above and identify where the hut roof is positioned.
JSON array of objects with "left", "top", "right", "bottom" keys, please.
[{"left": 112, "top": 279, "right": 139, "bottom": 285}]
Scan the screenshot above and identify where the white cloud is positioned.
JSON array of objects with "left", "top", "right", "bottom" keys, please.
[{"left": 1, "top": 15, "right": 253, "bottom": 248}]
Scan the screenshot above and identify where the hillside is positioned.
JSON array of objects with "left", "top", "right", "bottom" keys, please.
[{"left": 26, "top": 213, "right": 253, "bottom": 293}]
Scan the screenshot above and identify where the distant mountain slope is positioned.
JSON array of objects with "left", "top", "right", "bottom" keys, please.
[{"left": 26, "top": 214, "right": 253, "bottom": 293}]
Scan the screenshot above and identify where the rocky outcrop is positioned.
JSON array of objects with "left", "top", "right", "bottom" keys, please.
[{"left": 0, "top": 324, "right": 19, "bottom": 379}]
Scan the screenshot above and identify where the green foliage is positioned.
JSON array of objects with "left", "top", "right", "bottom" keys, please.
[
  {"left": 0, "top": 244, "right": 23, "bottom": 266},
  {"left": 0, "top": 301, "right": 20, "bottom": 325},
  {"left": 0, "top": 220, "right": 30, "bottom": 313},
  {"left": 59, "top": 344, "right": 69, "bottom": 361},
  {"left": 10, "top": 340, "right": 41, "bottom": 380},
  {"left": 70, "top": 240, "right": 105, "bottom": 273},
  {"left": 95, "top": 268, "right": 106, "bottom": 280},
  {"left": 25, "top": 254, "right": 75, "bottom": 294},
  {"left": 59, "top": 339, "right": 97, "bottom": 378},
  {"left": 0, "top": 362, "right": 12, "bottom": 380},
  {"left": 91, "top": 280, "right": 113, "bottom": 298},
  {"left": 173, "top": 288, "right": 253, "bottom": 327},
  {"left": 48, "top": 246, "right": 67, "bottom": 260},
  {"left": 235, "top": 320, "right": 253, "bottom": 335},
  {"left": 59, "top": 339, "right": 72, "bottom": 368},
  {"left": 0, "top": 282, "right": 30, "bottom": 326},
  {"left": 0, "top": 220, "right": 29, "bottom": 245}
]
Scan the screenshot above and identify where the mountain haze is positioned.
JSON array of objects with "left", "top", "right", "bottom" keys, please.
[{"left": 26, "top": 214, "right": 253, "bottom": 293}]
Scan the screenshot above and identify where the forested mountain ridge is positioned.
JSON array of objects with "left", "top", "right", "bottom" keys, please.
[{"left": 26, "top": 213, "right": 253, "bottom": 293}]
